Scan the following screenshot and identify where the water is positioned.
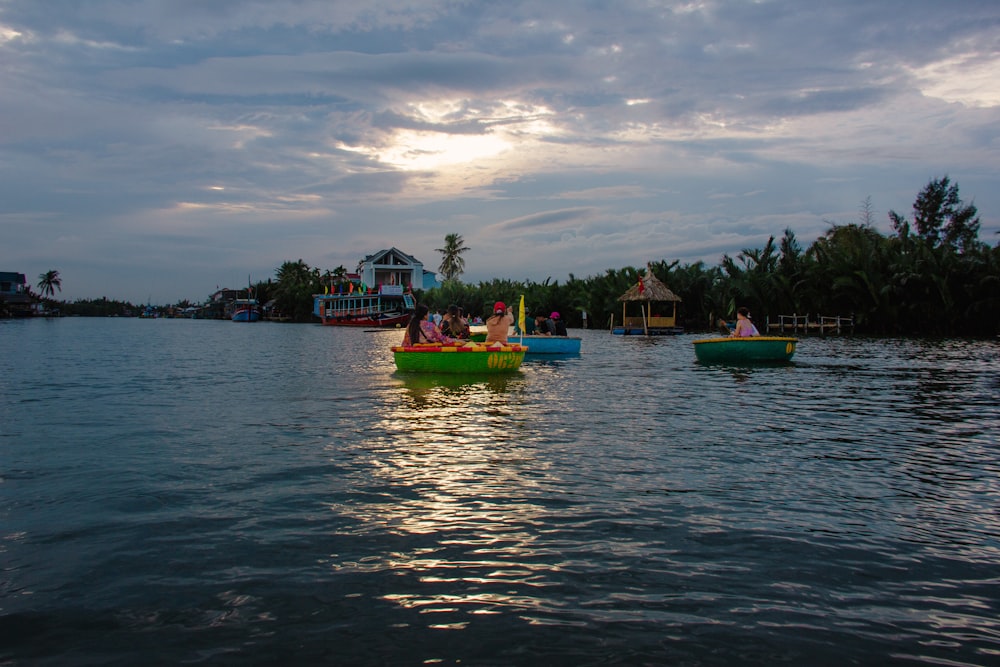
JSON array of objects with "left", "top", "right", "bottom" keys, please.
[{"left": 2, "top": 318, "right": 999, "bottom": 666}]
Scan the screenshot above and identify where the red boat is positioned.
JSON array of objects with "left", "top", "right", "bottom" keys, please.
[{"left": 313, "top": 285, "right": 415, "bottom": 327}]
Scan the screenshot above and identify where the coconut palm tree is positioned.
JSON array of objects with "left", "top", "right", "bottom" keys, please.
[
  {"left": 436, "top": 233, "right": 470, "bottom": 282},
  {"left": 37, "top": 270, "right": 62, "bottom": 299}
]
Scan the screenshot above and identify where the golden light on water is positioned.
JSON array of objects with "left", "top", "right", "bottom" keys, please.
[{"left": 325, "top": 372, "right": 564, "bottom": 616}]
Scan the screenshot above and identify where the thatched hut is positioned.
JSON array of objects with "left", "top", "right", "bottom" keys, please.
[{"left": 613, "top": 264, "right": 683, "bottom": 335}]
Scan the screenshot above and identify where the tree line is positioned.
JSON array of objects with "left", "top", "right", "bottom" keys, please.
[
  {"left": 439, "top": 178, "right": 998, "bottom": 336},
  {"left": 40, "top": 177, "right": 1000, "bottom": 336}
]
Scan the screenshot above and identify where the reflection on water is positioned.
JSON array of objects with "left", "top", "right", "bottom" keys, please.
[
  {"left": 333, "top": 370, "right": 556, "bottom": 621},
  {"left": 393, "top": 371, "right": 521, "bottom": 398},
  {"left": 3, "top": 322, "right": 1000, "bottom": 665}
]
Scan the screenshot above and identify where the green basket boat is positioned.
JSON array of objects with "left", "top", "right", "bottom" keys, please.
[
  {"left": 392, "top": 343, "right": 527, "bottom": 373},
  {"left": 692, "top": 336, "right": 798, "bottom": 363}
]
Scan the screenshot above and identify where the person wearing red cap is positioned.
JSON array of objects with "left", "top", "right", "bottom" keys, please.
[{"left": 484, "top": 301, "right": 514, "bottom": 344}]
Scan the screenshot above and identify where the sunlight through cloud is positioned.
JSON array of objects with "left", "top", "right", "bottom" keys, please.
[
  {"left": 344, "top": 98, "right": 558, "bottom": 171},
  {"left": 909, "top": 53, "right": 1000, "bottom": 108}
]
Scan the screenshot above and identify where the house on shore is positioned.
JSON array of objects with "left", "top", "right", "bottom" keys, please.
[
  {"left": 357, "top": 248, "right": 439, "bottom": 291},
  {"left": 0, "top": 272, "right": 36, "bottom": 317}
]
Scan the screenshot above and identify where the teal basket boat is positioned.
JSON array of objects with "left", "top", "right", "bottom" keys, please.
[
  {"left": 692, "top": 336, "right": 798, "bottom": 363},
  {"left": 392, "top": 343, "right": 527, "bottom": 373},
  {"left": 469, "top": 333, "right": 581, "bottom": 355}
]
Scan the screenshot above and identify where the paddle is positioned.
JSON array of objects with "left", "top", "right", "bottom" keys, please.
[{"left": 717, "top": 318, "right": 732, "bottom": 336}]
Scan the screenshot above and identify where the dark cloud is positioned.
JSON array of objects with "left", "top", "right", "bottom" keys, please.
[
  {"left": 495, "top": 208, "right": 596, "bottom": 232},
  {"left": 0, "top": 0, "right": 997, "bottom": 302}
]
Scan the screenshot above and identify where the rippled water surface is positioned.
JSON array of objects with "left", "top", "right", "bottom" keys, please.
[{"left": 2, "top": 318, "right": 999, "bottom": 665}]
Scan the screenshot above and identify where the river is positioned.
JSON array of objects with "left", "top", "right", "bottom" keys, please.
[{"left": 1, "top": 317, "right": 998, "bottom": 665}]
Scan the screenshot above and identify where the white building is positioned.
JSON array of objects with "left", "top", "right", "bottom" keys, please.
[{"left": 357, "top": 247, "right": 438, "bottom": 291}]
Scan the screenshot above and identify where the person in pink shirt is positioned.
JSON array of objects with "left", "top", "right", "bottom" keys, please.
[
  {"left": 403, "top": 304, "right": 455, "bottom": 345},
  {"left": 731, "top": 306, "right": 760, "bottom": 337}
]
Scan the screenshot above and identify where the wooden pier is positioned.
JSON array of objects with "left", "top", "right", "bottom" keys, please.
[{"left": 766, "top": 314, "right": 854, "bottom": 335}]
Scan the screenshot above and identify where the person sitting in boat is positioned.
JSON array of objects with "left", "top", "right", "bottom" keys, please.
[
  {"left": 534, "top": 313, "right": 556, "bottom": 336},
  {"left": 441, "top": 304, "right": 469, "bottom": 339},
  {"left": 731, "top": 307, "right": 760, "bottom": 337},
  {"left": 485, "top": 301, "right": 514, "bottom": 345},
  {"left": 515, "top": 310, "right": 535, "bottom": 335},
  {"left": 403, "top": 304, "right": 456, "bottom": 345},
  {"left": 551, "top": 311, "right": 568, "bottom": 336}
]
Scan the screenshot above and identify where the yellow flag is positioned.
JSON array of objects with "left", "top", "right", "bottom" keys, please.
[{"left": 518, "top": 295, "right": 525, "bottom": 340}]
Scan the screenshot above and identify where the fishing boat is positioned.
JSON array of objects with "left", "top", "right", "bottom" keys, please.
[
  {"left": 231, "top": 299, "right": 260, "bottom": 322},
  {"left": 392, "top": 342, "right": 527, "bottom": 373},
  {"left": 313, "top": 284, "right": 415, "bottom": 327},
  {"left": 692, "top": 336, "right": 798, "bottom": 363}
]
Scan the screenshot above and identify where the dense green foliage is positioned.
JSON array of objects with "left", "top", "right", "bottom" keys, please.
[
  {"left": 413, "top": 178, "right": 999, "bottom": 336},
  {"left": 35, "top": 178, "right": 1000, "bottom": 335},
  {"left": 57, "top": 298, "right": 144, "bottom": 317}
]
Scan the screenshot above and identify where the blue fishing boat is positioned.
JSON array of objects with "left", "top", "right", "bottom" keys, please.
[{"left": 231, "top": 299, "right": 260, "bottom": 322}]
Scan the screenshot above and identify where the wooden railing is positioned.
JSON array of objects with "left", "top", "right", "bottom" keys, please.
[{"left": 766, "top": 314, "right": 854, "bottom": 334}]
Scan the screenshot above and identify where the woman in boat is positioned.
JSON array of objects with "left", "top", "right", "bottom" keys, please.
[
  {"left": 441, "top": 304, "right": 469, "bottom": 339},
  {"left": 731, "top": 307, "right": 760, "bottom": 337},
  {"left": 485, "top": 301, "right": 514, "bottom": 344},
  {"left": 403, "top": 304, "right": 455, "bottom": 345},
  {"left": 551, "top": 311, "right": 568, "bottom": 336},
  {"left": 534, "top": 313, "right": 555, "bottom": 335}
]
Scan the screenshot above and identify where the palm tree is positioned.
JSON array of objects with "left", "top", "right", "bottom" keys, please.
[
  {"left": 436, "top": 233, "right": 470, "bottom": 282},
  {"left": 273, "top": 259, "right": 320, "bottom": 321},
  {"left": 38, "top": 270, "right": 62, "bottom": 299}
]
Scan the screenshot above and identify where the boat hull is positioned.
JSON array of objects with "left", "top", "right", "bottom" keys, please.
[
  {"left": 231, "top": 309, "right": 260, "bottom": 322},
  {"left": 392, "top": 343, "right": 527, "bottom": 373},
  {"left": 692, "top": 336, "right": 797, "bottom": 363},
  {"left": 319, "top": 312, "right": 409, "bottom": 327},
  {"left": 612, "top": 326, "right": 684, "bottom": 335},
  {"left": 468, "top": 334, "right": 581, "bottom": 354}
]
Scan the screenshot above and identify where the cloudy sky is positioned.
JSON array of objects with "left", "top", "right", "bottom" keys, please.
[{"left": 2, "top": 1, "right": 998, "bottom": 304}]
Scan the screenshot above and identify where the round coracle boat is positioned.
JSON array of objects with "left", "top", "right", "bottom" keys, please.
[
  {"left": 692, "top": 336, "right": 798, "bottom": 363},
  {"left": 392, "top": 342, "right": 527, "bottom": 373},
  {"left": 469, "top": 333, "right": 581, "bottom": 355}
]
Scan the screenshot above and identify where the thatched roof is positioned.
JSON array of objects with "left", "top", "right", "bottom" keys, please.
[{"left": 619, "top": 265, "right": 682, "bottom": 302}]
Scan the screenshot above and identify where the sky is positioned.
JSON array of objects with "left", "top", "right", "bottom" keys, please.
[{"left": 1, "top": 0, "right": 998, "bottom": 305}]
